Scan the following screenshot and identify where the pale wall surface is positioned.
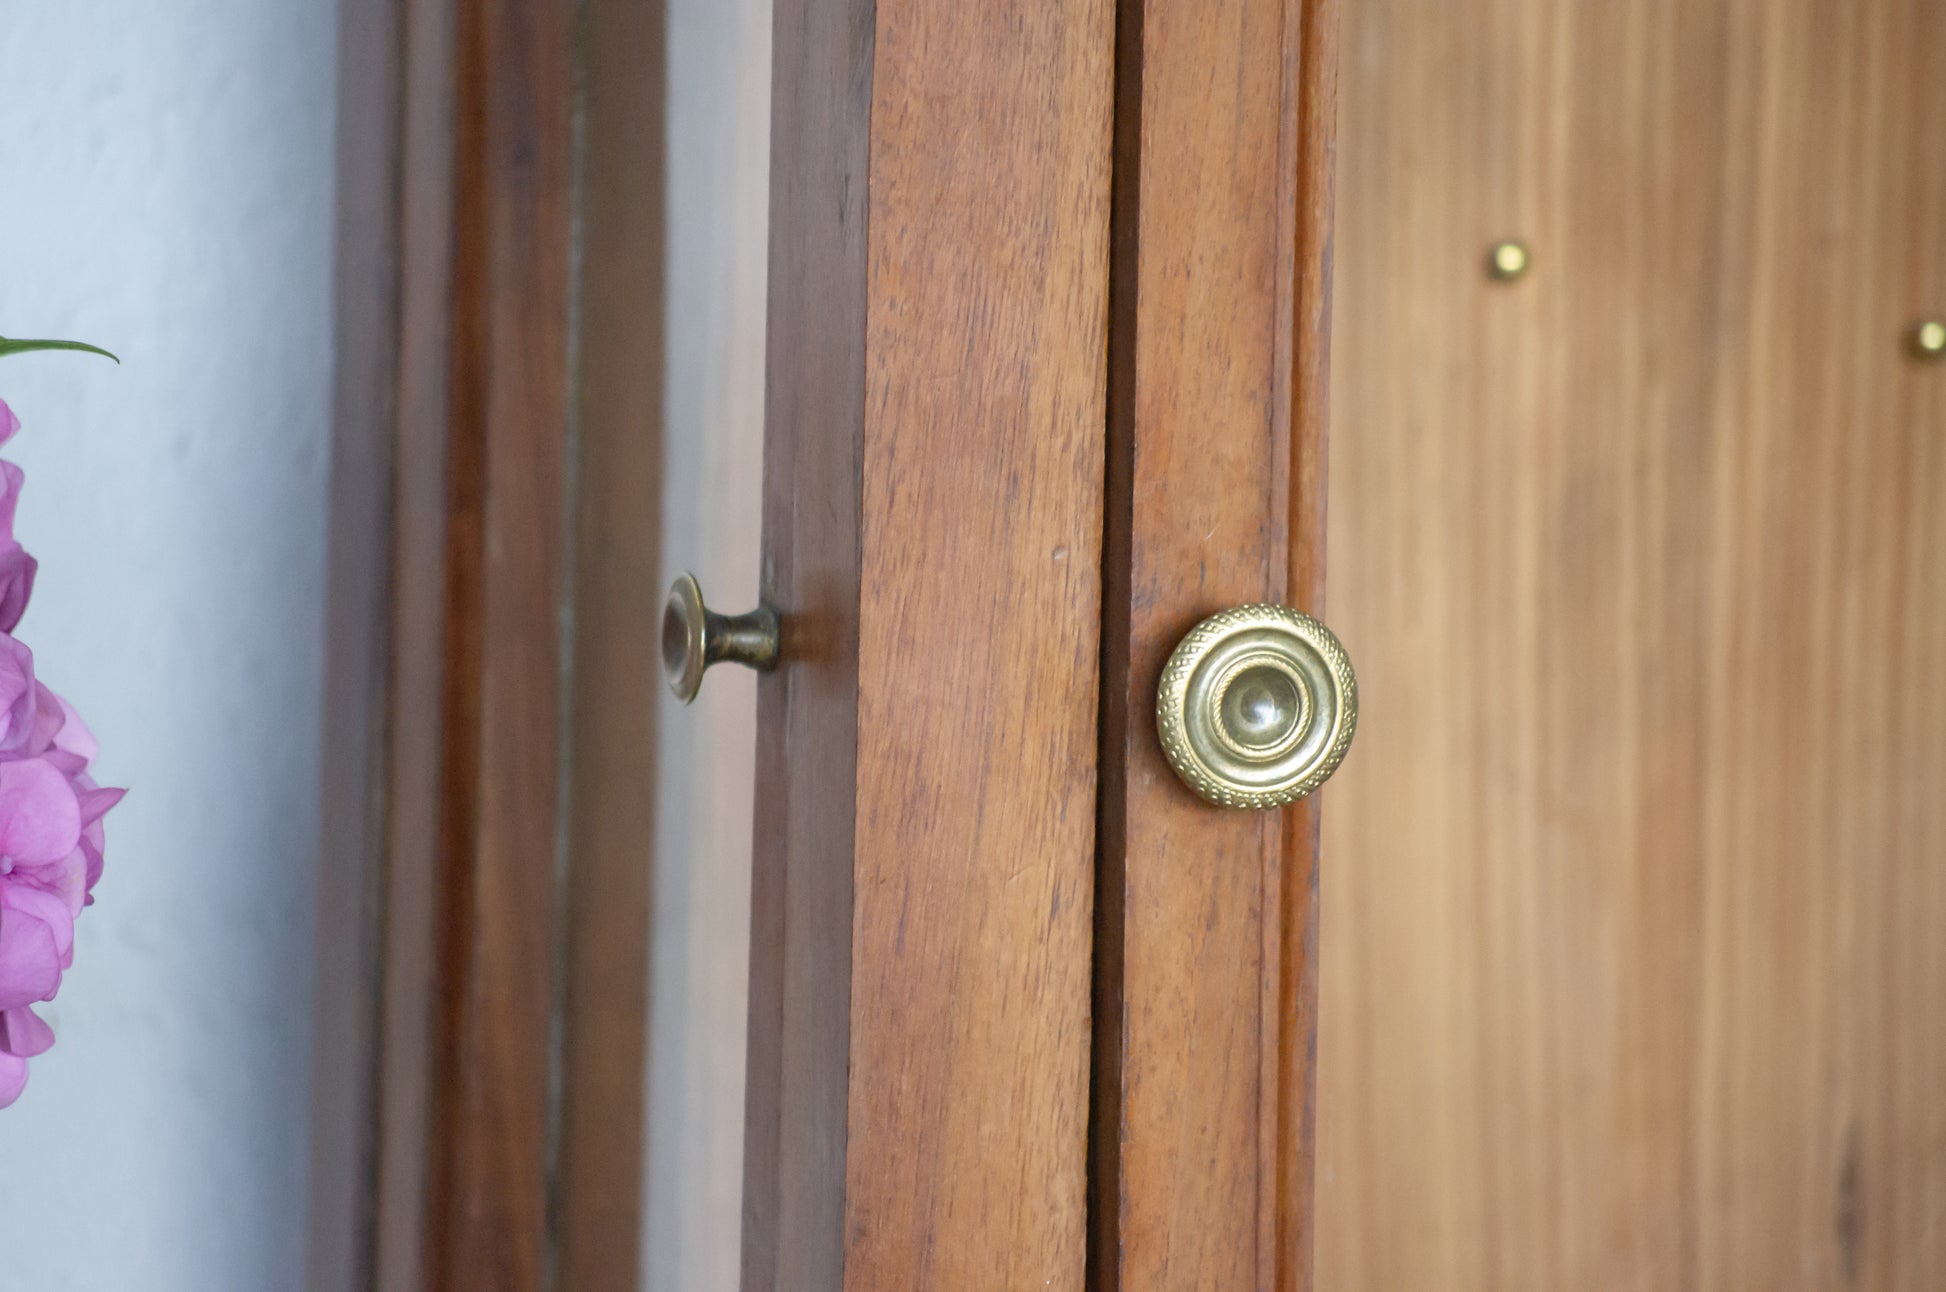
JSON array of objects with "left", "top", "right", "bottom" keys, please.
[
  {"left": 0, "top": 3, "right": 337, "bottom": 1288},
  {"left": 643, "top": 1, "right": 770, "bottom": 1288}
]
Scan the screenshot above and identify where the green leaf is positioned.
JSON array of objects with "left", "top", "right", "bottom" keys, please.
[{"left": 0, "top": 337, "right": 120, "bottom": 364}]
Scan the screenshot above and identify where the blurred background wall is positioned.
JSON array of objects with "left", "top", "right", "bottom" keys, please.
[
  {"left": 642, "top": 1, "right": 770, "bottom": 1288},
  {"left": 0, "top": 2, "right": 337, "bottom": 1288}
]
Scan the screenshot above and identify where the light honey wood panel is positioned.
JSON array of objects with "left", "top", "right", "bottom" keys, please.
[{"left": 1322, "top": 2, "right": 1946, "bottom": 1289}]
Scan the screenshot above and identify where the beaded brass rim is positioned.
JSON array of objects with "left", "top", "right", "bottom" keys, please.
[{"left": 1156, "top": 604, "right": 1357, "bottom": 809}]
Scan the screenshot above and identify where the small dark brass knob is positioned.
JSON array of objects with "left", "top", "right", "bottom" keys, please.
[
  {"left": 661, "top": 572, "right": 780, "bottom": 704},
  {"left": 1156, "top": 604, "right": 1357, "bottom": 809}
]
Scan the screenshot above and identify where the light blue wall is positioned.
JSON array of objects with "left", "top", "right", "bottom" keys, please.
[{"left": 0, "top": 3, "right": 336, "bottom": 1288}]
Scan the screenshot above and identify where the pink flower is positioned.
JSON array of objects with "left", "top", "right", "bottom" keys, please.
[
  {"left": 0, "top": 396, "right": 121, "bottom": 1107},
  {"left": 0, "top": 402, "right": 34, "bottom": 633}
]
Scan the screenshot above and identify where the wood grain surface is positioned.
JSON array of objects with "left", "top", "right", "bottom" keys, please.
[
  {"left": 319, "top": 1, "right": 651, "bottom": 1286},
  {"left": 419, "top": 0, "right": 576, "bottom": 1286},
  {"left": 744, "top": 1, "right": 1115, "bottom": 1287},
  {"left": 847, "top": 2, "right": 1113, "bottom": 1284},
  {"left": 738, "top": 1, "right": 869, "bottom": 1286},
  {"left": 1091, "top": 1, "right": 1339, "bottom": 1289},
  {"left": 1321, "top": 2, "right": 1946, "bottom": 1288}
]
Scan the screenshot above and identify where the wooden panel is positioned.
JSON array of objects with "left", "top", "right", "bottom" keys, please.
[
  {"left": 743, "top": 0, "right": 1114, "bottom": 1287},
  {"left": 1091, "top": 1, "right": 1339, "bottom": 1289},
  {"left": 1322, "top": 2, "right": 1946, "bottom": 1289}
]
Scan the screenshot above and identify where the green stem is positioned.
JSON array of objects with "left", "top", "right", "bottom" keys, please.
[{"left": 0, "top": 337, "right": 120, "bottom": 364}]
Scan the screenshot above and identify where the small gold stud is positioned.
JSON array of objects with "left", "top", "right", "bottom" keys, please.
[
  {"left": 1487, "top": 240, "right": 1530, "bottom": 282},
  {"left": 1910, "top": 319, "right": 1946, "bottom": 360}
]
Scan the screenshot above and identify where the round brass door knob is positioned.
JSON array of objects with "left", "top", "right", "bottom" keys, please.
[
  {"left": 1156, "top": 604, "right": 1357, "bottom": 809},
  {"left": 662, "top": 572, "right": 780, "bottom": 704}
]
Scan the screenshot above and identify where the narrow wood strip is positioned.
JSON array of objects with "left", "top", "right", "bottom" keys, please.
[
  {"left": 309, "top": 0, "right": 408, "bottom": 1283},
  {"left": 554, "top": 0, "right": 667, "bottom": 1283},
  {"left": 369, "top": 0, "right": 458, "bottom": 1270},
  {"left": 739, "top": 0, "right": 872, "bottom": 1285},
  {"left": 422, "top": 0, "right": 577, "bottom": 1286},
  {"left": 1273, "top": 4, "right": 1340, "bottom": 1288}
]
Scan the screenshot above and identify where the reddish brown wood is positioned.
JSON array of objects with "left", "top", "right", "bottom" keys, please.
[
  {"left": 1273, "top": 5, "right": 1339, "bottom": 1285},
  {"left": 320, "top": 0, "right": 652, "bottom": 1285},
  {"left": 738, "top": 1, "right": 869, "bottom": 1286},
  {"left": 1091, "top": 0, "right": 1339, "bottom": 1289},
  {"left": 419, "top": 0, "right": 577, "bottom": 1286},
  {"left": 743, "top": 0, "right": 1116, "bottom": 1287},
  {"left": 367, "top": 0, "right": 462, "bottom": 1280}
]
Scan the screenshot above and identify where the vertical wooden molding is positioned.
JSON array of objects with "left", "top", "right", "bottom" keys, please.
[
  {"left": 554, "top": 0, "right": 665, "bottom": 1285},
  {"left": 739, "top": 2, "right": 872, "bottom": 1287},
  {"left": 421, "top": 0, "right": 578, "bottom": 1287},
  {"left": 370, "top": 0, "right": 461, "bottom": 1281},
  {"left": 1091, "top": 0, "right": 1339, "bottom": 1288},
  {"left": 1273, "top": 2, "right": 1339, "bottom": 1287},
  {"left": 309, "top": 0, "right": 407, "bottom": 1284}
]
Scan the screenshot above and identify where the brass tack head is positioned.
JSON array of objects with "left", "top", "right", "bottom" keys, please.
[
  {"left": 1910, "top": 319, "right": 1946, "bottom": 361},
  {"left": 1487, "top": 240, "right": 1530, "bottom": 282}
]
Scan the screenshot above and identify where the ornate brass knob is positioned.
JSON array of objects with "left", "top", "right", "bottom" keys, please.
[
  {"left": 1156, "top": 604, "right": 1357, "bottom": 809},
  {"left": 661, "top": 572, "right": 780, "bottom": 704}
]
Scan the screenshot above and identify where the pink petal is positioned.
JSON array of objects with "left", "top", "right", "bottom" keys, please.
[
  {"left": 0, "top": 637, "right": 34, "bottom": 750},
  {"left": 0, "top": 909, "right": 59, "bottom": 1010},
  {"left": 25, "top": 684, "right": 64, "bottom": 755},
  {"left": 51, "top": 693, "right": 99, "bottom": 765},
  {"left": 79, "top": 786, "right": 123, "bottom": 826},
  {"left": 0, "top": 759, "right": 81, "bottom": 866},
  {"left": 0, "top": 462, "right": 22, "bottom": 541},
  {"left": 0, "top": 1005, "right": 53, "bottom": 1057},
  {"left": 0, "top": 550, "right": 37, "bottom": 636},
  {"left": 2, "top": 879, "right": 75, "bottom": 961},
  {"left": 0, "top": 1052, "right": 25, "bottom": 1107},
  {"left": 0, "top": 399, "right": 18, "bottom": 449}
]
